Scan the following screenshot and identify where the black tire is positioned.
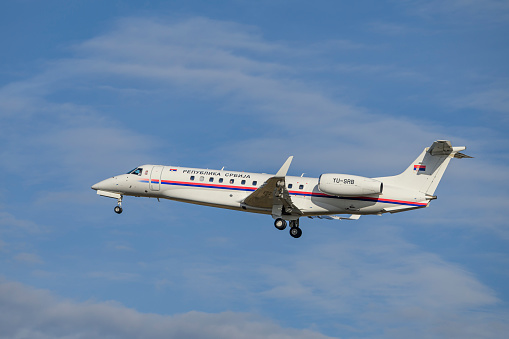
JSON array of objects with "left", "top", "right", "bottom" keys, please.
[
  {"left": 274, "top": 218, "right": 287, "bottom": 230},
  {"left": 114, "top": 206, "right": 123, "bottom": 214},
  {"left": 289, "top": 227, "right": 302, "bottom": 238}
]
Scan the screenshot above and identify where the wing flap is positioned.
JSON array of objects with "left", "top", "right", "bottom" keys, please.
[
  {"left": 242, "top": 156, "right": 302, "bottom": 216},
  {"left": 243, "top": 177, "right": 280, "bottom": 209},
  {"left": 243, "top": 177, "right": 302, "bottom": 215}
]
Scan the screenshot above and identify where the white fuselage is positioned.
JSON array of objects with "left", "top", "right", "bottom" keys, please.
[{"left": 92, "top": 164, "right": 428, "bottom": 217}]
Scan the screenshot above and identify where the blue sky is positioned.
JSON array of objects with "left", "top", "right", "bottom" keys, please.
[{"left": 1, "top": 0, "right": 508, "bottom": 338}]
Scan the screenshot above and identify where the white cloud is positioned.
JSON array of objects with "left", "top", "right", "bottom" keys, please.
[
  {"left": 0, "top": 211, "right": 44, "bottom": 234},
  {"left": 0, "top": 11, "right": 506, "bottom": 339},
  {"left": 88, "top": 271, "right": 139, "bottom": 281},
  {"left": 0, "top": 280, "right": 334, "bottom": 339},
  {"left": 0, "top": 15, "right": 492, "bottom": 177},
  {"left": 401, "top": 0, "right": 509, "bottom": 22},
  {"left": 452, "top": 86, "right": 509, "bottom": 114},
  {"left": 136, "top": 224, "right": 508, "bottom": 338},
  {"left": 253, "top": 226, "right": 507, "bottom": 338},
  {"left": 0, "top": 97, "right": 159, "bottom": 188},
  {"left": 106, "top": 241, "right": 134, "bottom": 251},
  {"left": 331, "top": 62, "right": 429, "bottom": 82},
  {"left": 367, "top": 21, "right": 410, "bottom": 35},
  {"left": 0, "top": 13, "right": 505, "bottom": 251},
  {"left": 14, "top": 252, "right": 44, "bottom": 264}
]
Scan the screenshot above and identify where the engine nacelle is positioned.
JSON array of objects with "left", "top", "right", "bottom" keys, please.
[{"left": 318, "top": 173, "right": 383, "bottom": 196}]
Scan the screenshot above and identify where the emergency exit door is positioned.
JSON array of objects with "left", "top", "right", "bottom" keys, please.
[{"left": 150, "top": 165, "right": 163, "bottom": 191}]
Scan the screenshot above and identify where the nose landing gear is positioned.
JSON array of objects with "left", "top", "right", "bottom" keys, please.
[{"left": 114, "top": 196, "right": 123, "bottom": 214}]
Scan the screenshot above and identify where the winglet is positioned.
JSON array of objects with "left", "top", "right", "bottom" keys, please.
[{"left": 275, "top": 156, "right": 293, "bottom": 177}]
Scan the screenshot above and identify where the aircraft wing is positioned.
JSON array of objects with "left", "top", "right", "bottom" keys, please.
[
  {"left": 308, "top": 214, "right": 361, "bottom": 220},
  {"left": 242, "top": 156, "right": 302, "bottom": 216}
]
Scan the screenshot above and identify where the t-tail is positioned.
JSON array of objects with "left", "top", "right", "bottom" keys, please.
[{"left": 380, "top": 140, "right": 472, "bottom": 199}]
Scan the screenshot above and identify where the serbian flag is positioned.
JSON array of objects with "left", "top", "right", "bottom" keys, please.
[
  {"left": 414, "top": 164, "right": 426, "bottom": 172},
  {"left": 169, "top": 168, "right": 177, "bottom": 172}
]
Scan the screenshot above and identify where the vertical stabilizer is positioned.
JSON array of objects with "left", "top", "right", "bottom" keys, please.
[{"left": 380, "top": 140, "right": 470, "bottom": 195}]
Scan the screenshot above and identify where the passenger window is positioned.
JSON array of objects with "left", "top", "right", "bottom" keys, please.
[
  {"left": 230, "top": 179, "right": 234, "bottom": 184},
  {"left": 288, "top": 184, "right": 293, "bottom": 189},
  {"left": 200, "top": 176, "right": 204, "bottom": 181},
  {"left": 252, "top": 181, "right": 257, "bottom": 186},
  {"left": 209, "top": 177, "right": 214, "bottom": 183},
  {"left": 241, "top": 180, "right": 246, "bottom": 185},
  {"left": 190, "top": 176, "right": 195, "bottom": 181},
  {"left": 219, "top": 178, "right": 224, "bottom": 183},
  {"left": 299, "top": 184, "right": 304, "bottom": 190}
]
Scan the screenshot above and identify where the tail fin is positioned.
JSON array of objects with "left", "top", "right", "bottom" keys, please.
[{"left": 382, "top": 140, "right": 472, "bottom": 195}]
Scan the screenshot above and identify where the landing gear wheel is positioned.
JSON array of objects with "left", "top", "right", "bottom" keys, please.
[
  {"left": 289, "top": 227, "right": 302, "bottom": 238},
  {"left": 274, "top": 218, "right": 287, "bottom": 230},
  {"left": 114, "top": 206, "right": 123, "bottom": 214}
]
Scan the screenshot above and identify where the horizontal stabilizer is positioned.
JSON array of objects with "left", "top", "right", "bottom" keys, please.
[
  {"left": 428, "top": 140, "right": 454, "bottom": 155},
  {"left": 429, "top": 140, "right": 472, "bottom": 158},
  {"left": 454, "top": 152, "right": 473, "bottom": 159}
]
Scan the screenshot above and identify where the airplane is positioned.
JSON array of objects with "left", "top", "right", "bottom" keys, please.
[{"left": 92, "top": 140, "right": 471, "bottom": 238}]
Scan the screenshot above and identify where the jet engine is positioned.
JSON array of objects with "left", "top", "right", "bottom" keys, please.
[{"left": 318, "top": 174, "right": 383, "bottom": 196}]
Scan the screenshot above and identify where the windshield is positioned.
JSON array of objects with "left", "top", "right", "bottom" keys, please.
[{"left": 127, "top": 167, "right": 143, "bottom": 176}]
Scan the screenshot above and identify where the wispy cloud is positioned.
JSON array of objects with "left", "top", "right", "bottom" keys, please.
[
  {"left": 106, "top": 241, "right": 134, "bottom": 251},
  {"left": 0, "top": 13, "right": 507, "bottom": 338},
  {"left": 254, "top": 227, "right": 503, "bottom": 336},
  {"left": 401, "top": 0, "right": 509, "bottom": 23},
  {"left": 137, "top": 224, "right": 507, "bottom": 337},
  {"left": 331, "top": 63, "right": 429, "bottom": 81},
  {"left": 452, "top": 86, "right": 509, "bottom": 114},
  {"left": 0, "top": 15, "right": 505, "bottom": 228},
  {"left": 0, "top": 15, "right": 483, "bottom": 175},
  {"left": 89, "top": 271, "right": 139, "bottom": 281},
  {"left": 14, "top": 252, "right": 44, "bottom": 264},
  {"left": 368, "top": 21, "right": 411, "bottom": 35},
  {"left": 0, "top": 280, "right": 335, "bottom": 339},
  {"left": 0, "top": 211, "right": 44, "bottom": 234}
]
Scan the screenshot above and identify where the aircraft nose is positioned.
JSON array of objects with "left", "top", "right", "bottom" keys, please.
[
  {"left": 91, "top": 180, "right": 104, "bottom": 191},
  {"left": 92, "top": 177, "right": 115, "bottom": 191}
]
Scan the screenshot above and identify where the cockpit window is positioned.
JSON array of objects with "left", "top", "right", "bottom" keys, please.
[{"left": 127, "top": 167, "right": 143, "bottom": 176}]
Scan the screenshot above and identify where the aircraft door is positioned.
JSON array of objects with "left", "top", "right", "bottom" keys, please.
[{"left": 150, "top": 165, "right": 163, "bottom": 191}]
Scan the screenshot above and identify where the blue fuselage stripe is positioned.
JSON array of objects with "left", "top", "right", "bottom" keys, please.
[{"left": 138, "top": 180, "right": 424, "bottom": 207}]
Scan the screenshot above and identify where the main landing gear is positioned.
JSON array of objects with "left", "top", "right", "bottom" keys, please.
[
  {"left": 274, "top": 218, "right": 302, "bottom": 238},
  {"left": 114, "top": 196, "right": 123, "bottom": 214},
  {"left": 274, "top": 218, "right": 287, "bottom": 230}
]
